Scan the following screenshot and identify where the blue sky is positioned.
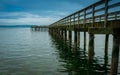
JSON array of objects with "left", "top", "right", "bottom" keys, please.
[{"left": 0, "top": 0, "right": 119, "bottom": 25}]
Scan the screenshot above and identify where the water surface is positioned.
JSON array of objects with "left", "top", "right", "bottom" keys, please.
[{"left": 0, "top": 28, "right": 120, "bottom": 75}]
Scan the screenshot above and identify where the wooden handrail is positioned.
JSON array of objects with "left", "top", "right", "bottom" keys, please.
[{"left": 49, "top": 0, "right": 120, "bottom": 27}]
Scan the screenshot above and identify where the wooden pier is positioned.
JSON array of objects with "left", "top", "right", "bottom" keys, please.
[
  {"left": 31, "top": 25, "right": 48, "bottom": 31},
  {"left": 48, "top": 0, "right": 120, "bottom": 75}
]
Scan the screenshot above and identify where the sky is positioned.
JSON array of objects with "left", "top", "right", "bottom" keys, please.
[{"left": 0, "top": 0, "right": 119, "bottom": 25}]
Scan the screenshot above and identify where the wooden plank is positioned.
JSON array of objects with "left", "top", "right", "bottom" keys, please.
[{"left": 88, "top": 27, "right": 113, "bottom": 34}]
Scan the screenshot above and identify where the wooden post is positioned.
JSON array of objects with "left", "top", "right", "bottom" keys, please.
[
  {"left": 104, "top": 49, "right": 108, "bottom": 74},
  {"left": 88, "top": 34, "right": 94, "bottom": 63},
  {"left": 84, "top": 31, "right": 86, "bottom": 51},
  {"left": 54, "top": 28, "right": 57, "bottom": 37},
  {"left": 104, "top": 0, "right": 108, "bottom": 28},
  {"left": 54, "top": 29, "right": 56, "bottom": 36},
  {"left": 92, "top": 5, "right": 95, "bottom": 27},
  {"left": 68, "top": 31, "right": 72, "bottom": 48},
  {"left": 64, "top": 30, "right": 67, "bottom": 43},
  {"left": 58, "top": 29, "right": 60, "bottom": 38},
  {"left": 105, "top": 34, "right": 109, "bottom": 54},
  {"left": 74, "top": 30, "right": 78, "bottom": 52},
  {"left": 110, "top": 29, "right": 120, "bottom": 75},
  {"left": 84, "top": 9, "right": 86, "bottom": 51},
  {"left": 56, "top": 29, "right": 59, "bottom": 38},
  {"left": 63, "top": 30, "right": 65, "bottom": 41},
  {"left": 77, "top": 32, "right": 80, "bottom": 48},
  {"left": 61, "top": 30, "right": 64, "bottom": 40}
]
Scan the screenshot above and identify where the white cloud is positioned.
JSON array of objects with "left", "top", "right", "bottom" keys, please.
[
  {"left": 46, "top": 11, "right": 69, "bottom": 16},
  {"left": 0, "top": 12, "right": 61, "bottom": 25},
  {"left": 0, "top": 12, "right": 40, "bottom": 18}
]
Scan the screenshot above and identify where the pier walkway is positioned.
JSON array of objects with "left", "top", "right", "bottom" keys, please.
[{"left": 48, "top": 0, "right": 120, "bottom": 75}]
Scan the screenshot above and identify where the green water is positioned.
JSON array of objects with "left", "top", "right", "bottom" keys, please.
[{"left": 0, "top": 28, "right": 119, "bottom": 75}]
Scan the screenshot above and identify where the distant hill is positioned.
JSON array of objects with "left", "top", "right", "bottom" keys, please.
[{"left": 0, "top": 25, "right": 32, "bottom": 28}]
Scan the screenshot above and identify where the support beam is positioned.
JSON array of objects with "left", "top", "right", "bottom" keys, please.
[{"left": 88, "top": 28, "right": 113, "bottom": 34}]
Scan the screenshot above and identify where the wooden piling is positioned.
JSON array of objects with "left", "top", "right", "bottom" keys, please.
[
  {"left": 84, "top": 31, "right": 86, "bottom": 50},
  {"left": 104, "top": 49, "right": 108, "bottom": 74},
  {"left": 68, "top": 31, "right": 72, "bottom": 48},
  {"left": 61, "top": 30, "right": 64, "bottom": 40},
  {"left": 58, "top": 29, "right": 60, "bottom": 38},
  {"left": 110, "top": 29, "right": 120, "bottom": 75},
  {"left": 88, "top": 34, "right": 94, "bottom": 63},
  {"left": 77, "top": 32, "right": 80, "bottom": 48},
  {"left": 74, "top": 30, "right": 78, "bottom": 52},
  {"left": 105, "top": 34, "right": 109, "bottom": 54},
  {"left": 64, "top": 30, "right": 67, "bottom": 43}
]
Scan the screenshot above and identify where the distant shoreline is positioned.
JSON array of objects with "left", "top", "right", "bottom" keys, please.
[{"left": 0, "top": 25, "right": 32, "bottom": 28}]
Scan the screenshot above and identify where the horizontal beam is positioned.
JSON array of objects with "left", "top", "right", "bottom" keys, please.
[{"left": 88, "top": 27, "right": 113, "bottom": 34}]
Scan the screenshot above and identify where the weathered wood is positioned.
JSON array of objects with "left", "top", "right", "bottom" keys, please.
[
  {"left": 92, "top": 5, "right": 95, "bottom": 27},
  {"left": 88, "top": 27, "right": 113, "bottom": 34},
  {"left": 64, "top": 30, "right": 67, "bottom": 43},
  {"left": 104, "top": 0, "right": 108, "bottom": 28},
  {"left": 88, "top": 34, "right": 94, "bottom": 63},
  {"left": 104, "top": 49, "right": 108, "bottom": 75},
  {"left": 74, "top": 30, "right": 78, "bottom": 52},
  {"left": 105, "top": 34, "right": 109, "bottom": 54},
  {"left": 77, "top": 32, "right": 80, "bottom": 48},
  {"left": 61, "top": 30, "right": 64, "bottom": 40},
  {"left": 110, "top": 29, "right": 120, "bottom": 75},
  {"left": 68, "top": 31, "right": 72, "bottom": 48},
  {"left": 48, "top": 1, "right": 120, "bottom": 74},
  {"left": 84, "top": 31, "right": 86, "bottom": 50}
]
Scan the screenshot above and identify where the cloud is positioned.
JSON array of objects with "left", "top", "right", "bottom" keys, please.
[
  {"left": 0, "top": 17, "right": 59, "bottom": 25},
  {"left": 0, "top": 0, "right": 101, "bottom": 25},
  {"left": 0, "top": 12, "right": 62, "bottom": 25}
]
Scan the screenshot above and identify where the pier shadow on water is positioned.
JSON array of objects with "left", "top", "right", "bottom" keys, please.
[{"left": 50, "top": 33, "right": 110, "bottom": 75}]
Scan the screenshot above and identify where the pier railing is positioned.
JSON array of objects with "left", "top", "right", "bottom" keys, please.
[
  {"left": 48, "top": 0, "right": 120, "bottom": 75},
  {"left": 49, "top": 0, "right": 120, "bottom": 29}
]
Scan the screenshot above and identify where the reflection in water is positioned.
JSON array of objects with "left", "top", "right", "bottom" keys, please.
[
  {"left": 49, "top": 32, "right": 110, "bottom": 75},
  {"left": 31, "top": 27, "right": 48, "bottom": 32},
  {"left": 103, "top": 52, "right": 109, "bottom": 75}
]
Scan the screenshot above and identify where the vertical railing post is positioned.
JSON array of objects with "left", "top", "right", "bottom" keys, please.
[
  {"left": 104, "top": 0, "right": 108, "bottom": 28},
  {"left": 74, "top": 14, "right": 75, "bottom": 28},
  {"left": 84, "top": 9, "right": 86, "bottom": 28},
  {"left": 78, "top": 12, "right": 80, "bottom": 25},
  {"left": 92, "top": 5, "right": 95, "bottom": 27},
  {"left": 70, "top": 16, "right": 71, "bottom": 26}
]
